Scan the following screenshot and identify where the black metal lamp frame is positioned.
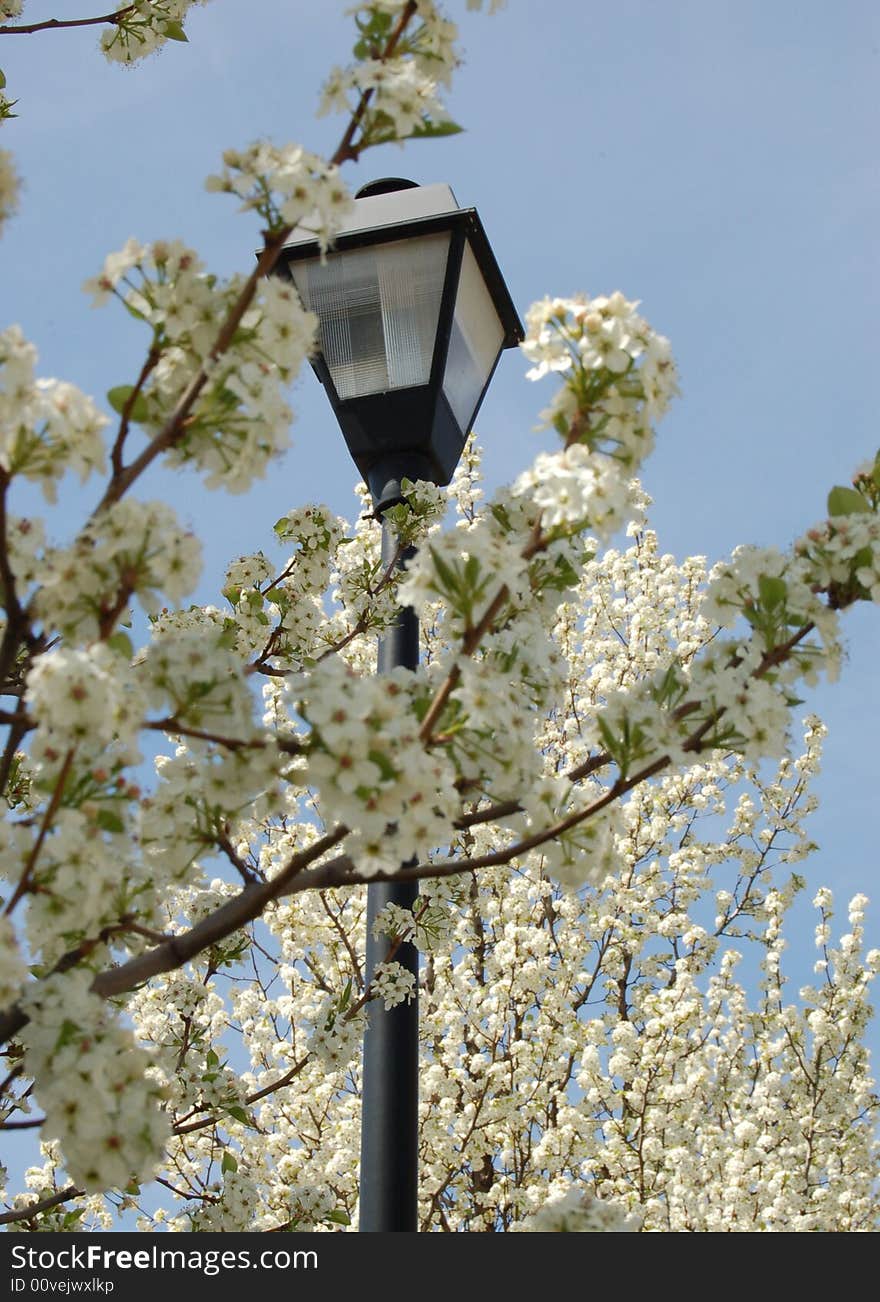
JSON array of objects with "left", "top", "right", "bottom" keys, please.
[{"left": 277, "top": 201, "right": 523, "bottom": 512}]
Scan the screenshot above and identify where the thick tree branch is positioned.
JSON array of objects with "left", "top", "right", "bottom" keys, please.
[
  {"left": 0, "top": 1186, "right": 82, "bottom": 1225},
  {"left": 92, "top": 825, "right": 348, "bottom": 998}
]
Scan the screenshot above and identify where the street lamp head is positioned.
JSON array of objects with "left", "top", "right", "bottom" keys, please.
[{"left": 275, "top": 178, "right": 524, "bottom": 512}]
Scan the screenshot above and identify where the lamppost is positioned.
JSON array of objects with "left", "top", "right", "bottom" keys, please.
[{"left": 276, "top": 178, "right": 522, "bottom": 1232}]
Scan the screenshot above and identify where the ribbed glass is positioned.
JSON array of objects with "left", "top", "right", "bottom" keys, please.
[
  {"left": 442, "top": 241, "right": 505, "bottom": 431},
  {"left": 291, "top": 234, "right": 451, "bottom": 400}
]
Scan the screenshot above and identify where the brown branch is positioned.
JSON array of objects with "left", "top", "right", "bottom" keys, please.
[
  {"left": 0, "top": 1185, "right": 82, "bottom": 1225},
  {"left": 418, "top": 523, "right": 547, "bottom": 745},
  {"left": 0, "top": 6, "right": 135, "bottom": 36},
  {"left": 320, "top": 894, "right": 365, "bottom": 991},
  {"left": 110, "top": 345, "right": 160, "bottom": 478},
  {"left": 144, "top": 718, "right": 276, "bottom": 752},
  {"left": 91, "top": 825, "right": 348, "bottom": 998},
  {"left": 173, "top": 1055, "right": 311, "bottom": 1136},
  {"left": 246, "top": 451, "right": 407, "bottom": 678},
  {"left": 418, "top": 585, "right": 511, "bottom": 744},
  {"left": 4, "top": 750, "right": 73, "bottom": 915},
  {"left": 331, "top": 1, "right": 419, "bottom": 166},
  {"left": 215, "top": 829, "right": 258, "bottom": 885}
]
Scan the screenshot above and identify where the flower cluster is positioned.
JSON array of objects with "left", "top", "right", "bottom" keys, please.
[
  {"left": 34, "top": 498, "right": 201, "bottom": 640},
  {"left": 515, "top": 1185, "right": 643, "bottom": 1232},
  {"left": 326, "top": 481, "right": 446, "bottom": 654},
  {"left": 522, "top": 777, "right": 624, "bottom": 891},
  {"left": 293, "top": 658, "right": 458, "bottom": 875},
  {"left": 205, "top": 143, "right": 352, "bottom": 243},
  {"left": 513, "top": 441, "right": 639, "bottom": 538},
  {"left": 21, "top": 807, "right": 141, "bottom": 964},
  {"left": 522, "top": 292, "right": 679, "bottom": 471},
  {"left": 0, "top": 326, "right": 107, "bottom": 500},
  {"left": 702, "top": 544, "right": 842, "bottom": 680},
  {"left": 99, "top": 1, "right": 212, "bottom": 65},
  {"left": 318, "top": 2, "right": 462, "bottom": 149},
  {"left": 84, "top": 239, "right": 317, "bottom": 492},
  {"left": 369, "top": 960, "right": 416, "bottom": 1010},
  {"left": 307, "top": 993, "right": 364, "bottom": 1071},
  {"left": 25, "top": 644, "right": 142, "bottom": 776},
  {"left": 797, "top": 509, "right": 880, "bottom": 609},
  {"left": 140, "top": 612, "right": 256, "bottom": 741},
  {"left": 21, "top": 971, "right": 170, "bottom": 1193},
  {"left": 0, "top": 914, "right": 26, "bottom": 1007}
]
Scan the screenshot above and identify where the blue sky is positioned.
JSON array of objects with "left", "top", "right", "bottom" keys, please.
[{"left": 1, "top": 0, "right": 878, "bottom": 1048}]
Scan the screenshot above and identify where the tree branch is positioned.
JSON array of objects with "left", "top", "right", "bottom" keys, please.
[
  {"left": 4, "top": 749, "right": 73, "bottom": 915},
  {"left": 0, "top": 1186, "right": 82, "bottom": 1225},
  {"left": 0, "top": 7, "right": 136, "bottom": 36}
]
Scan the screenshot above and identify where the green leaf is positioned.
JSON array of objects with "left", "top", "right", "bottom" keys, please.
[
  {"left": 221, "top": 1151, "right": 238, "bottom": 1174},
  {"left": 327, "top": 1208, "right": 351, "bottom": 1225},
  {"left": 827, "top": 485, "right": 868, "bottom": 517},
  {"left": 596, "top": 716, "right": 625, "bottom": 770},
  {"left": 96, "top": 808, "right": 125, "bottom": 835},
  {"left": 263, "top": 586, "right": 290, "bottom": 610},
  {"left": 107, "top": 631, "right": 133, "bottom": 659},
  {"left": 223, "top": 1104, "right": 252, "bottom": 1126},
  {"left": 107, "top": 385, "right": 148, "bottom": 423},
  {"left": 368, "top": 748, "right": 398, "bottom": 782},
  {"left": 411, "top": 120, "right": 465, "bottom": 139},
  {"left": 206, "top": 1048, "right": 220, "bottom": 1068},
  {"left": 463, "top": 553, "right": 482, "bottom": 592},
  {"left": 161, "top": 20, "right": 188, "bottom": 41},
  {"left": 0, "top": 71, "right": 6, "bottom": 90},
  {"left": 55, "top": 1019, "right": 80, "bottom": 1052},
  {"left": 758, "top": 574, "right": 787, "bottom": 609},
  {"left": 428, "top": 545, "right": 461, "bottom": 598}
]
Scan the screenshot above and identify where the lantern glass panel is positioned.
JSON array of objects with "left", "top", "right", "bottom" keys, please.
[
  {"left": 441, "top": 241, "right": 506, "bottom": 431},
  {"left": 291, "top": 233, "right": 451, "bottom": 401}
]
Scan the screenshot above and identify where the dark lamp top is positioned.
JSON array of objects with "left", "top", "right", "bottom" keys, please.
[{"left": 354, "top": 177, "right": 420, "bottom": 199}]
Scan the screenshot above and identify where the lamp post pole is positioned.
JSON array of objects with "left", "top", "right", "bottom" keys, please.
[
  {"left": 359, "top": 490, "right": 420, "bottom": 1233},
  {"left": 275, "top": 177, "right": 523, "bottom": 1235}
]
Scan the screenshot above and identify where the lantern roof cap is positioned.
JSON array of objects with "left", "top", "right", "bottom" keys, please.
[{"left": 284, "top": 180, "right": 462, "bottom": 253}]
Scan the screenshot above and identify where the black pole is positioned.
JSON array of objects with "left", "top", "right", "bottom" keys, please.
[{"left": 358, "top": 510, "right": 420, "bottom": 1233}]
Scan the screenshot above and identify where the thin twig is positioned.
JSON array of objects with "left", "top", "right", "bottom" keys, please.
[
  {"left": 110, "top": 345, "right": 159, "bottom": 477},
  {"left": 0, "top": 7, "right": 135, "bottom": 36},
  {"left": 4, "top": 750, "right": 73, "bottom": 915}
]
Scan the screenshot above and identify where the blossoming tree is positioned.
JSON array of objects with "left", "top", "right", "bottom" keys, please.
[{"left": 0, "top": 1, "right": 877, "bottom": 1233}]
